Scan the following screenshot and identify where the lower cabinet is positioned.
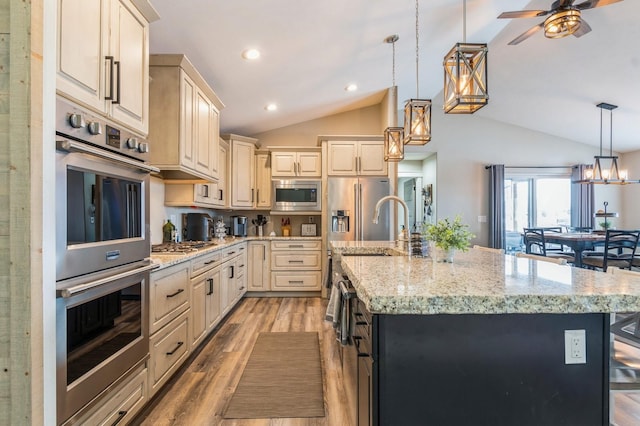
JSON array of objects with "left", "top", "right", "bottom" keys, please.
[
  {"left": 148, "top": 309, "right": 190, "bottom": 397},
  {"left": 248, "top": 241, "right": 270, "bottom": 291},
  {"left": 71, "top": 362, "right": 148, "bottom": 426},
  {"left": 190, "top": 265, "right": 221, "bottom": 348},
  {"left": 270, "top": 239, "right": 322, "bottom": 291}
]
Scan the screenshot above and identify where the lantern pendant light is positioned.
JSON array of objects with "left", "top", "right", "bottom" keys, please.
[
  {"left": 404, "top": 0, "right": 431, "bottom": 145},
  {"left": 383, "top": 35, "right": 404, "bottom": 162},
  {"left": 443, "top": 0, "right": 488, "bottom": 114}
]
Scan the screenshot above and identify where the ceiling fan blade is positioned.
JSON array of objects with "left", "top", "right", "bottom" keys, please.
[
  {"left": 573, "top": 18, "right": 593, "bottom": 37},
  {"left": 498, "top": 10, "right": 550, "bottom": 19},
  {"left": 553, "top": 0, "right": 576, "bottom": 7},
  {"left": 575, "top": 0, "right": 623, "bottom": 10},
  {"left": 508, "top": 23, "right": 544, "bottom": 45}
]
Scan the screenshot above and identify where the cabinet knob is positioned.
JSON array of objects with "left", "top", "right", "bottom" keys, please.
[
  {"left": 87, "top": 121, "right": 102, "bottom": 135},
  {"left": 137, "top": 142, "right": 149, "bottom": 153},
  {"left": 126, "top": 137, "right": 139, "bottom": 150}
]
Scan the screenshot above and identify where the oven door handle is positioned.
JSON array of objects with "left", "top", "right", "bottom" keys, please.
[
  {"left": 58, "top": 263, "right": 159, "bottom": 298},
  {"left": 56, "top": 139, "right": 160, "bottom": 174}
]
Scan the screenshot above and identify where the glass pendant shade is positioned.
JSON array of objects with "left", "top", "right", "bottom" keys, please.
[
  {"left": 403, "top": 99, "right": 432, "bottom": 145},
  {"left": 443, "top": 43, "right": 488, "bottom": 114},
  {"left": 544, "top": 9, "right": 581, "bottom": 39},
  {"left": 384, "top": 127, "right": 405, "bottom": 161}
]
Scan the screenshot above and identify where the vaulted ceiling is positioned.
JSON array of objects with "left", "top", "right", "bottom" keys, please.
[{"left": 149, "top": 0, "right": 640, "bottom": 153}]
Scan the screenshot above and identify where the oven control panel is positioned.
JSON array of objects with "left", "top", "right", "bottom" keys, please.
[{"left": 55, "top": 97, "right": 150, "bottom": 162}]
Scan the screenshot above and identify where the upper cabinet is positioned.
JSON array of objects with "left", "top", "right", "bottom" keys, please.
[
  {"left": 255, "top": 151, "right": 271, "bottom": 209},
  {"left": 326, "top": 139, "right": 387, "bottom": 176},
  {"left": 223, "top": 134, "right": 257, "bottom": 209},
  {"left": 271, "top": 149, "right": 321, "bottom": 178},
  {"left": 56, "top": 0, "right": 157, "bottom": 135},
  {"left": 148, "top": 54, "right": 224, "bottom": 181}
]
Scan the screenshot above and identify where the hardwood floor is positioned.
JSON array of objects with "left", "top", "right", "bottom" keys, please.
[
  {"left": 134, "top": 297, "right": 640, "bottom": 426},
  {"left": 134, "top": 297, "right": 352, "bottom": 426}
]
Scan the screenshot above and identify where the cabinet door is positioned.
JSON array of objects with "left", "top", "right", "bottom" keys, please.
[
  {"left": 194, "top": 90, "right": 218, "bottom": 179},
  {"left": 328, "top": 141, "right": 357, "bottom": 175},
  {"left": 213, "top": 142, "right": 227, "bottom": 207},
  {"left": 248, "top": 242, "right": 270, "bottom": 291},
  {"left": 57, "top": 0, "right": 107, "bottom": 112},
  {"left": 271, "top": 152, "right": 296, "bottom": 177},
  {"left": 220, "top": 262, "right": 232, "bottom": 314},
  {"left": 358, "top": 141, "right": 387, "bottom": 176},
  {"left": 190, "top": 274, "right": 207, "bottom": 347},
  {"left": 206, "top": 267, "right": 222, "bottom": 330},
  {"left": 255, "top": 153, "right": 271, "bottom": 209},
  {"left": 179, "top": 73, "right": 197, "bottom": 170},
  {"left": 297, "top": 152, "right": 321, "bottom": 177},
  {"left": 231, "top": 141, "right": 255, "bottom": 208},
  {"left": 109, "top": 0, "right": 149, "bottom": 134}
]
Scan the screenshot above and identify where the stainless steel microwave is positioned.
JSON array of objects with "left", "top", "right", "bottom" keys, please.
[{"left": 272, "top": 180, "right": 321, "bottom": 212}]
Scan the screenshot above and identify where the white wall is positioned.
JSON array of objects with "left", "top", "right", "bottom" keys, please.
[
  {"left": 425, "top": 93, "right": 623, "bottom": 245},
  {"left": 620, "top": 149, "right": 640, "bottom": 229}
]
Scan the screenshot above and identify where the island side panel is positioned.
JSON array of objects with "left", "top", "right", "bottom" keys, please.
[{"left": 376, "top": 313, "right": 609, "bottom": 426}]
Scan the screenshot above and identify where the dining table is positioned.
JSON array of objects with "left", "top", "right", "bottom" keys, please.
[{"left": 544, "top": 231, "right": 607, "bottom": 267}]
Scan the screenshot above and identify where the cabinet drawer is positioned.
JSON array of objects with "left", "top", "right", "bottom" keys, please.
[
  {"left": 271, "top": 251, "right": 321, "bottom": 270},
  {"left": 191, "top": 250, "right": 222, "bottom": 277},
  {"left": 149, "top": 309, "right": 190, "bottom": 393},
  {"left": 271, "top": 240, "right": 321, "bottom": 251},
  {"left": 150, "top": 263, "right": 190, "bottom": 334},
  {"left": 79, "top": 364, "right": 147, "bottom": 426},
  {"left": 271, "top": 271, "right": 322, "bottom": 290}
]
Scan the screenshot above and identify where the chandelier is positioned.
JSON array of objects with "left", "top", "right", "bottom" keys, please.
[
  {"left": 403, "top": 0, "right": 431, "bottom": 145},
  {"left": 579, "top": 102, "right": 639, "bottom": 185},
  {"left": 383, "top": 34, "right": 404, "bottom": 162},
  {"left": 443, "top": 0, "right": 488, "bottom": 114}
]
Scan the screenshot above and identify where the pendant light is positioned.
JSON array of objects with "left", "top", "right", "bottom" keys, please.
[
  {"left": 443, "top": 0, "right": 488, "bottom": 114},
  {"left": 403, "top": 0, "right": 431, "bottom": 145},
  {"left": 384, "top": 35, "right": 404, "bottom": 162},
  {"left": 579, "top": 103, "right": 639, "bottom": 185}
]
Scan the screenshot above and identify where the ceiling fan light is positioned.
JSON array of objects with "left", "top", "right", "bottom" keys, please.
[
  {"left": 443, "top": 43, "right": 489, "bottom": 114},
  {"left": 403, "top": 99, "right": 432, "bottom": 145},
  {"left": 544, "top": 9, "right": 581, "bottom": 39}
]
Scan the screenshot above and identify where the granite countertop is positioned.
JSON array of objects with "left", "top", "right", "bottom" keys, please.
[
  {"left": 151, "top": 236, "right": 322, "bottom": 270},
  {"left": 331, "top": 241, "right": 640, "bottom": 315}
]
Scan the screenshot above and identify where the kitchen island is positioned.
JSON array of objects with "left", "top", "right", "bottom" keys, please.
[{"left": 331, "top": 241, "right": 640, "bottom": 426}]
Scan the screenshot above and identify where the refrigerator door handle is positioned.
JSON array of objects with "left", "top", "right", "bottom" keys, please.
[
  {"left": 354, "top": 183, "right": 359, "bottom": 240},
  {"left": 358, "top": 183, "right": 363, "bottom": 240}
]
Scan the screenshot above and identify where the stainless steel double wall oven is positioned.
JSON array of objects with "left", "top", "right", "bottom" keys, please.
[{"left": 55, "top": 97, "right": 158, "bottom": 424}]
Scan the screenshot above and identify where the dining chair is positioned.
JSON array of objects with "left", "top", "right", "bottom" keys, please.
[
  {"left": 473, "top": 245, "right": 504, "bottom": 254},
  {"left": 581, "top": 230, "right": 640, "bottom": 272},
  {"left": 522, "top": 228, "right": 574, "bottom": 263},
  {"left": 515, "top": 252, "right": 567, "bottom": 265}
]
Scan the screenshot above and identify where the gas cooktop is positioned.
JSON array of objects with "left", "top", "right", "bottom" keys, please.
[{"left": 151, "top": 241, "right": 217, "bottom": 254}]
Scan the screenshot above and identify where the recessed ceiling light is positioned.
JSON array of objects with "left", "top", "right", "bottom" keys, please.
[
  {"left": 265, "top": 103, "right": 277, "bottom": 111},
  {"left": 242, "top": 48, "right": 260, "bottom": 60},
  {"left": 345, "top": 83, "right": 358, "bottom": 92}
]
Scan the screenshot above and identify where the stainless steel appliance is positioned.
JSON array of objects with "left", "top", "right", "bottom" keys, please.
[
  {"left": 272, "top": 180, "right": 321, "bottom": 212},
  {"left": 55, "top": 97, "right": 158, "bottom": 424},
  {"left": 327, "top": 177, "right": 391, "bottom": 242},
  {"left": 232, "top": 215, "right": 248, "bottom": 237},
  {"left": 55, "top": 97, "right": 157, "bottom": 281},
  {"left": 183, "top": 212, "right": 213, "bottom": 241}
]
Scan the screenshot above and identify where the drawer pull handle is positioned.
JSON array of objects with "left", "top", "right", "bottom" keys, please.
[
  {"left": 111, "top": 410, "right": 128, "bottom": 426},
  {"left": 207, "top": 278, "right": 214, "bottom": 295},
  {"left": 356, "top": 321, "right": 368, "bottom": 326},
  {"left": 239, "top": 286, "right": 245, "bottom": 290},
  {"left": 354, "top": 312, "right": 363, "bottom": 317},
  {"left": 228, "top": 251, "right": 236, "bottom": 255},
  {"left": 288, "top": 280, "right": 304, "bottom": 284},
  {"left": 357, "top": 352, "right": 370, "bottom": 358},
  {"left": 288, "top": 244, "right": 304, "bottom": 248},
  {"left": 239, "top": 264, "right": 245, "bottom": 267},
  {"left": 352, "top": 335, "right": 362, "bottom": 340},
  {"left": 288, "top": 260, "right": 304, "bottom": 263},
  {"left": 204, "top": 259, "right": 216, "bottom": 265},
  {"left": 166, "top": 288, "right": 184, "bottom": 298},
  {"left": 166, "top": 341, "right": 184, "bottom": 356}
]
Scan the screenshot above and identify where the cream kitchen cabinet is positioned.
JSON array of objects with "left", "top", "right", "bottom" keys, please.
[
  {"left": 327, "top": 139, "right": 387, "bottom": 176},
  {"left": 190, "top": 250, "right": 222, "bottom": 348},
  {"left": 247, "top": 241, "right": 270, "bottom": 291},
  {"left": 223, "top": 134, "right": 257, "bottom": 208},
  {"left": 270, "top": 239, "right": 322, "bottom": 291},
  {"left": 149, "top": 55, "right": 223, "bottom": 181},
  {"left": 255, "top": 151, "right": 272, "bottom": 209},
  {"left": 271, "top": 150, "right": 321, "bottom": 178},
  {"left": 164, "top": 139, "right": 228, "bottom": 208},
  {"left": 219, "top": 245, "right": 247, "bottom": 315},
  {"left": 56, "top": 0, "right": 156, "bottom": 135}
]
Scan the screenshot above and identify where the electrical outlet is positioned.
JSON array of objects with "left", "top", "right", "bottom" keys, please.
[{"left": 564, "top": 329, "right": 586, "bottom": 364}]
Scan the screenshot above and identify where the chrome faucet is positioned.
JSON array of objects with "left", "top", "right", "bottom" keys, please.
[{"left": 372, "top": 195, "right": 411, "bottom": 256}]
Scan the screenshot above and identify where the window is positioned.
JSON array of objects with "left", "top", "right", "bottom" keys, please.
[{"left": 504, "top": 169, "right": 572, "bottom": 252}]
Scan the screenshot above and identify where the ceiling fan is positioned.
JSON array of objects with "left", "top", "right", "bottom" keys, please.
[{"left": 498, "top": 0, "right": 623, "bottom": 45}]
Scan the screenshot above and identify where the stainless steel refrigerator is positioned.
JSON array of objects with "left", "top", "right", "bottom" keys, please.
[{"left": 327, "top": 177, "right": 391, "bottom": 242}]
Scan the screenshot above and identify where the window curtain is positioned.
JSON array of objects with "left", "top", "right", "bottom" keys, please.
[
  {"left": 571, "top": 165, "right": 594, "bottom": 229},
  {"left": 488, "top": 164, "right": 505, "bottom": 249}
]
